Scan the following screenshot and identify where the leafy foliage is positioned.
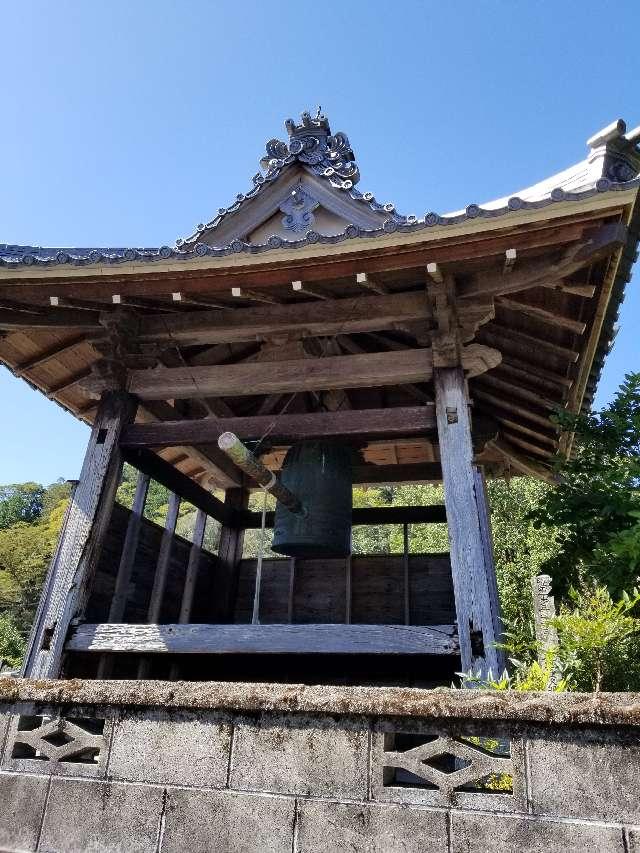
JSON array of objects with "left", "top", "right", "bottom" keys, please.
[
  {"left": 0, "top": 613, "right": 25, "bottom": 670},
  {"left": 0, "top": 483, "right": 45, "bottom": 529},
  {"left": 531, "top": 372, "right": 640, "bottom": 596}
]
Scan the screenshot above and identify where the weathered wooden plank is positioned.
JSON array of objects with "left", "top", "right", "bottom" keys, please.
[
  {"left": 122, "top": 448, "right": 233, "bottom": 525},
  {"left": 215, "top": 488, "right": 249, "bottom": 622},
  {"left": 125, "top": 348, "right": 435, "bottom": 400},
  {"left": 352, "top": 463, "right": 442, "bottom": 484},
  {"left": 138, "top": 291, "right": 431, "bottom": 347},
  {"left": 107, "top": 472, "right": 150, "bottom": 622},
  {"left": 66, "top": 622, "right": 460, "bottom": 655},
  {"left": 120, "top": 405, "right": 437, "bottom": 448},
  {"left": 239, "top": 504, "right": 447, "bottom": 530},
  {"left": 0, "top": 307, "right": 101, "bottom": 330},
  {"left": 435, "top": 367, "right": 504, "bottom": 678},
  {"left": 22, "top": 390, "right": 138, "bottom": 679}
]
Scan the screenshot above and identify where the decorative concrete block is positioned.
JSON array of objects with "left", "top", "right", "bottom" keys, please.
[
  {"left": 528, "top": 729, "right": 640, "bottom": 824},
  {"left": 40, "top": 778, "right": 164, "bottom": 853},
  {"left": 161, "top": 787, "right": 295, "bottom": 853},
  {"left": 450, "top": 811, "right": 625, "bottom": 853},
  {"left": 626, "top": 827, "right": 640, "bottom": 852},
  {"left": 296, "top": 799, "right": 448, "bottom": 853},
  {"left": 3, "top": 709, "right": 112, "bottom": 778},
  {"left": 108, "top": 709, "right": 231, "bottom": 787},
  {"left": 230, "top": 712, "right": 368, "bottom": 798},
  {"left": 0, "top": 771, "right": 49, "bottom": 851}
]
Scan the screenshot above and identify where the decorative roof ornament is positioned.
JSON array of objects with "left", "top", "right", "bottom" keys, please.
[
  {"left": 260, "top": 108, "right": 360, "bottom": 186},
  {"left": 279, "top": 183, "right": 320, "bottom": 233}
]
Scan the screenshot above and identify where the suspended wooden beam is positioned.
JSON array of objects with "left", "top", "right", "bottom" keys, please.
[
  {"left": 217, "top": 432, "right": 303, "bottom": 515},
  {"left": 497, "top": 296, "right": 587, "bottom": 334},
  {"left": 121, "top": 447, "right": 234, "bottom": 525},
  {"left": 138, "top": 291, "right": 430, "bottom": 346},
  {"left": 124, "top": 348, "right": 436, "bottom": 401},
  {"left": 541, "top": 281, "right": 596, "bottom": 298},
  {"left": 120, "top": 405, "right": 437, "bottom": 449},
  {"left": 352, "top": 463, "right": 442, "bottom": 484},
  {"left": 66, "top": 622, "right": 460, "bottom": 655}
]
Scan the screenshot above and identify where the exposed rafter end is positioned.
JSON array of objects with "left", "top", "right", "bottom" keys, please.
[
  {"left": 291, "top": 280, "right": 330, "bottom": 300},
  {"left": 503, "top": 248, "right": 517, "bottom": 274},
  {"left": 356, "top": 272, "right": 387, "bottom": 294},
  {"left": 426, "top": 262, "right": 444, "bottom": 284},
  {"left": 231, "top": 287, "right": 280, "bottom": 305}
]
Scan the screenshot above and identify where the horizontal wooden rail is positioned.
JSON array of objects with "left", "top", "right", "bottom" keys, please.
[
  {"left": 66, "top": 623, "right": 459, "bottom": 656},
  {"left": 238, "top": 503, "right": 447, "bottom": 529},
  {"left": 119, "top": 406, "right": 437, "bottom": 449}
]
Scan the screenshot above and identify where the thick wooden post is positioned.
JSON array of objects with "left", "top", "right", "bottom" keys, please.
[
  {"left": 22, "top": 390, "right": 138, "bottom": 679},
  {"left": 434, "top": 367, "right": 504, "bottom": 679}
]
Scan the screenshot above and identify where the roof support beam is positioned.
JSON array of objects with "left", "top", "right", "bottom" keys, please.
[
  {"left": 497, "top": 296, "right": 587, "bottom": 334},
  {"left": 460, "top": 222, "right": 627, "bottom": 300},
  {"left": 138, "top": 291, "right": 431, "bottom": 346},
  {"left": 120, "top": 405, "right": 437, "bottom": 449}
]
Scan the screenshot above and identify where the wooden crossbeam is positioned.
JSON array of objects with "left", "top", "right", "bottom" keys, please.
[
  {"left": 352, "top": 463, "right": 442, "bottom": 484},
  {"left": 502, "top": 432, "right": 554, "bottom": 459},
  {"left": 231, "top": 287, "right": 280, "bottom": 304},
  {"left": 121, "top": 447, "right": 234, "bottom": 525},
  {"left": 487, "top": 438, "right": 559, "bottom": 484},
  {"left": 172, "top": 292, "right": 228, "bottom": 309},
  {"left": 124, "top": 348, "right": 435, "bottom": 401},
  {"left": 120, "top": 405, "right": 436, "bottom": 448},
  {"left": 138, "top": 291, "right": 430, "bottom": 346},
  {"left": 239, "top": 504, "right": 447, "bottom": 530},
  {"left": 492, "top": 415, "right": 557, "bottom": 448},
  {"left": 65, "top": 623, "right": 460, "bottom": 655},
  {"left": 497, "top": 296, "right": 587, "bottom": 334}
]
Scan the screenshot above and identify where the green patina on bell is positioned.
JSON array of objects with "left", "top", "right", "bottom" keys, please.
[{"left": 272, "top": 440, "right": 353, "bottom": 557}]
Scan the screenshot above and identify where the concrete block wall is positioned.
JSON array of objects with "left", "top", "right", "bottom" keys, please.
[{"left": 0, "top": 680, "right": 639, "bottom": 852}]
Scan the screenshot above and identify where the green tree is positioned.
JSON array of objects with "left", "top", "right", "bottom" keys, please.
[
  {"left": 0, "top": 612, "right": 25, "bottom": 670},
  {"left": 0, "top": 483, "right": 45, "bottom": 529},
  {"left": 532, "top": 372, "right": 640, "bottom": 596}
]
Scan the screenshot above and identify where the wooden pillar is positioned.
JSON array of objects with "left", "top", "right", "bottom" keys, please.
[
  {"left": 22, "top": 390, "right": 138, "bottom": 679},
  {"left": 214, "top": 487, "right": 248, "bottom": 621},
  {"left": 434, "top": 367, "right": 504, "bottom": 679}
]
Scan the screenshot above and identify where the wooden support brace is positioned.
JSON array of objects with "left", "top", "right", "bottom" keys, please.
[
  {"left": 231, "top": 287, "right": 280, "bottom": 304},
  {"left": 291, "top": 280, "right": 331, "bottom": 300},
  {"left": 356, "top": 271, "right": 387, "bottom": 294}
]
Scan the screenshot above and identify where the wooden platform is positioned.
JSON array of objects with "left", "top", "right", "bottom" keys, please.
[{"left": 66, "top": 623, "right": 460, "bottom": 656}]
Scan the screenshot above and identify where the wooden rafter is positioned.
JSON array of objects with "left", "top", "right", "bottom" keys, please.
[{"left": 496, "top": 296, "right": 587, "bottom": 335}]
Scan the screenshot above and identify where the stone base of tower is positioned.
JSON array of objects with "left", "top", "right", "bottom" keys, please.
[{"left": 0, "top": 679, "right": 639, "bottom": 852}]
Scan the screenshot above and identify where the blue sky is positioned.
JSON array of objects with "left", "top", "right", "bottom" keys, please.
[{"left": 1, "top": 1, "right": 638, "bottom": 485}]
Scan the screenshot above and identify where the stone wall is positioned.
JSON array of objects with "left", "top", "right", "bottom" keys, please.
[{"left": 1, "top": 679, "right": 639, "bottom": 852}]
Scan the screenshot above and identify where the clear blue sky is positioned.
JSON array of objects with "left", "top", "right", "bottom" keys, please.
[{"left": 1, "top": 1, "right": 638, "bottom": 485}]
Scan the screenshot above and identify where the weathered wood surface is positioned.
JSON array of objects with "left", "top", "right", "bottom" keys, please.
[
  {"left": 215, "top": 488, "right": 248, "bottom": 622},
  {"left": 22, "top": 391, "right": 138, "bottom": 679},
  {"left": 178, "top": 509, "right": 207, "bottom": 623},
  {"left": 120, "top": 405, "right": 437, "bottom": 448},
  {"left": 138, "top": 292, "right": 431, "bottom": 346},
  {"left": 122, "top": 448, "right": 233, "bottom": 525},
  {"left": 435, "top": 367, "right": 504, "bottom": 678},
  {"left": 66, "top": 622, "right": 460, "bottom": 655},
  {"left": 125, "top": 348, "right": 435, "bottom": 400},
  {"left": 107, "top": 472, "right": 150, "bottom": 622}
]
